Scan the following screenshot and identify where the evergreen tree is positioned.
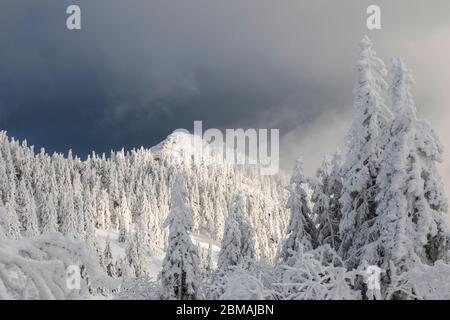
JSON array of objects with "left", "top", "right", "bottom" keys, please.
[
  {"left": 16, "top": 179, "right": 39, "bottom": 237},
  {"left": 118, "top": 215, "right": 127, "bottom": 244},
  {"left": 0, "top": 202, "right": 6, "bottom": 240},
  {"left": 97, "top": 189, "right": 111, "bottom": 229},
  {"left": 83, "top": 188, "right": 97, "bottom": 253},
  {"left": 136, "top": 213, "right": 151, "bottom": 255},
  {"left": 114, "top": 257, "right": 124, "bottom": 279},
  {"left": 124, "top": 232, "right": 144, "bottom": 278},
  {"left": 137, "top": 193, "right": 155, "bottom": 255},
  {"left": 160, "top": 174, "right": 202, "bottom": 300},
  {"left": 312, "top": 152, "right": 343, "bottom": 251},
  {"left": 2, "top": 197, "right": 21, "bottom": 240},
  {"left": 279, "top": 159, "right": 317, "bottom": 266},
  {"left": 339, "top": 36, "right": 392, "bottom": 267},
  {"left": 59, "top": 191, "right": 78, "bottom": 238},
  {"left": 373, "top": 58, "right": 450, "bottom": 296},
  {"left": 205, "top": 241, "right": 213, "bottom": 273},
  {"left": 117, "top": 193, "right": 131, "bottom": 243},
  {"left": 103, "top": 236, "right": 116, "bottom": 278},
  {"left": 39, "top": 192, "right": 58, "bottom": 234},
  {"left": 0, "top": 156, "right": 8, "bottom": 202},
  {"left": 218, "top": 192, "right": 256, "bottom": 272}
]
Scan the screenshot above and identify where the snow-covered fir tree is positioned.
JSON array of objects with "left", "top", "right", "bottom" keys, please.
[
  {"left": 371, "top": 57, "right": 450, "bottom": 297},
  {"left": 125, "top": 231, "right": 146, "bottom": 278},
  {"left": 16, "top": 179, "right": 39, "bottom": 237},
  {"left": 0, "top": 203, "right": 6, "bottom": 240},
  {"left": 159, "top": 174, "right": 202, "bottom": 300},
  {"left": 339, "top": 36, "right": 392, "bottom": 267},
  {"left": 59, "top": 191, "right": 78, "bottom": 238},
  {"left": 218, "top": 192, "right": 256, "bottom": 272},
  {"left": 205, "top": 241, "right": 214, "bottom": 273},
  {"left": 103, "top": 236, "right": 116, "bottom": 278},
  {"left": 1, "top": 199, "right": 21, "bottom": 240},
  {"left": 39, "top": 192, "right": 58, "bottom": 234},
  {"left": 278, "top": 159, "right": 317, "bottom": 266},
  {"left": 311, "top": 152, "right": 343, "bottom": 252}
]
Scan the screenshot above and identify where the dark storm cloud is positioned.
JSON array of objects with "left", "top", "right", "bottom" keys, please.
[
  {"left": 0, "top": 0, "right": 354, "bottom": 156},
  {"left": 0, "top": 0, "right": 449, "bottom": 184}
]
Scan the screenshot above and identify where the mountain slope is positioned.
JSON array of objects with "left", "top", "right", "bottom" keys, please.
[{"left": 0, "top": 130, "right": 289, "bottom": 263}]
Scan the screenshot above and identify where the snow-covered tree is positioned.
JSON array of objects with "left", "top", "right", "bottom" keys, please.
[
  {"left": 0, "top": 204, "right": 6, "bottom": 239},
  {"left": 118, "top": 215, "right": 128, "bottom": 244},
  {"left": 279, "top": 159, "right": 317, "bottom": 266},
  {"left": 59, "top": 191, "right": 78, "bottom": 238},
  {"left": 159, "top": 174, "right": 202, "bottom": 300},
  {"left": 218, "top": 192, "right": 256, "bottom": 272},
  {"left": 16, "top": 179, "right": 39, "bottom": 237},
  {"left": 124, "top": 231, "right": 146, "bottom": 278},
  {"left": 369, "top": 57, "right": 450, "bottom": 297},
  {"left": 136, "top": 194, "right": 155, "bottom": 255},
  {"left": 83, "top": 189, "right": 98, "bottom": 253},
  {"left": 103, "top": 236, "right": 116, "bottom": 278},
  {"left": 312, "top": 152, "right": 343, "bottom": 251},
  {"left": 96, "top": 189, "right": 111, "bottom": 229},
  {"left": 72, "top": 172, "right": 85, "bottom": 237},
  {"left": 39, "top": 192, "right": 58, "bottom": 234},
  {"left": 117, "top": 192, "right": 132, "bottom": 244},
  {"left": 1, "top": 199, "right": 21, "bottom": 240},
  {"left": 205, "top": 241, "right": 214, "bottom": 273},
  {"left": 0, "top": 157, "right": 8, "bottom": 202},
  {"left": 339, "top": 36, "right": 392, "bottom": 267}
]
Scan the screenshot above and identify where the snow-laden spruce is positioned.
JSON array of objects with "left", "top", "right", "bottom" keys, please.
[
  {"left": 124, "top": 231, "right": 147, "bottom": 278},
  {"left": 369, "top": 57, "right": 450, "bottom": 297},
  {"left": 339, "top": 36, "right": 392, "bottom": 267},
  {"left": 102, "top": 236, "right": 116, "bottom": 278},
  {"left": 311, "top": 152, "right": 343, "bottom": 252},
  {"left": 217, "top": 192, "right": 256, "bottom": 272},
  {"left": 0, "top": 197, "right": 21, "bottom": 240},
  {"left": 278, "top": 159, "right": 317, "bottom": 266},
  {"left": 159, "top": 174, "right": 202, "bottom": 300}
]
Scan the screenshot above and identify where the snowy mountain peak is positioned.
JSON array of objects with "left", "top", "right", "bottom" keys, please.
[
  {"left": 151, "top": 131, "right": 200, "bottom": 158},
  {"left": 151, "top": 131, "right": 209, "bottom": 164},
  {"left": 151, "top": 130, "right": 234, "bottom": 167}
]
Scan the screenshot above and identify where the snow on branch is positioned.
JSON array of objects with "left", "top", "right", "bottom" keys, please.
[
  {"left": 276, "top": 245, "right": 360, "bottom": 300},
  {"left": 0, "top": 232, "right": 118, "bottom": 299}
]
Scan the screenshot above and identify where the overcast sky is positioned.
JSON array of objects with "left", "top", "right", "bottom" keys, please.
[{"left": 0, "top": 1, "right": 449, "bottom": 220}]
